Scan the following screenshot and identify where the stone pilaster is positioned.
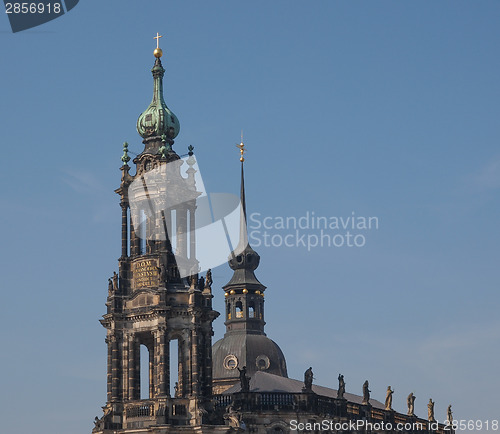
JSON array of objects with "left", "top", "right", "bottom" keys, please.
[
  {"left": 120, "top": 202, "right": 128, "bottom": 258},
  {"left": 148, "top": 344, "right": 154, "bottom": 399},
  {"left": 106, "top": 335, "right": 112, "bottom": 402},
  {"left": 176, "top": 207, "right": 188, "bottom": 258},
  {"left": 122, "top": 335, "right": 129, "bottom": 401},
  {"left": 130, "top": 220, "right": 139, "bottom": 256},
  {"left": 127, "top": 335, "right": 138, "bottom": 400},
  {"left": 111, "top": 334, "right": 120, "bottom": 400},
  {"left": 189, "top": 205, "right": 196, "bottom": 260},
  {"left": 191, "top": 327, "right": 199, "bottom": 396}
]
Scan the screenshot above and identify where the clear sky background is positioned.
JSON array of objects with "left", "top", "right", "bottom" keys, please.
[{"left": 1, "top": 1, "right": 499, "bottom": 433}]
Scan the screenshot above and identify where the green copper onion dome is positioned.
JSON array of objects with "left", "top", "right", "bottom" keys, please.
[{"left": 136, "top": 56, "right": 180, "bottom": 141}]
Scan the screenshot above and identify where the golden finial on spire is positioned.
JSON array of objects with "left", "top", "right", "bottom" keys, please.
[
  {"left": 153, "top": 32, "right": 163, "bottom": 58},
  {"left": 236, "top": 131, "right": 245, "bottom": 162}
]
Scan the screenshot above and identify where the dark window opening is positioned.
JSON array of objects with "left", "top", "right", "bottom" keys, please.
[
  {"left": 249, "top": 301, "right": 255, "bottom": 318},
  {"left": 236, "top": 301, "right": 243, "bottom": 318}
]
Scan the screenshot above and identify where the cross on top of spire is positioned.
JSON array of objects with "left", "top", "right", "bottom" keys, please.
[
  {"left": 154, "top": 32, "right": 162, "bottom": 49},
  {"left": 236, "top": 131, "right": 245, "bottom": 162},
  {"left": 153, "top": 32, "right": 163, "bottom": 58}
]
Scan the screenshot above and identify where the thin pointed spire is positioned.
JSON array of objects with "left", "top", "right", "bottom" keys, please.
[
  {"left": 235, "top": 138, "right": 249, "bottom": 253},
  {"left": 223, "top": 138, "right": 267, "bottom": 335}
]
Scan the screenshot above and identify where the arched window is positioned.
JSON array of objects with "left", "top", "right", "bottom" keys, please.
[
  {"left": 248, "top": 301, "right": 255, "bottom": 318},
  {"left": 226, "top": 302, "right": 231, "bottom": 320},
  {"left": 236, "top": 301, "right": 243, "bottom": 318}
]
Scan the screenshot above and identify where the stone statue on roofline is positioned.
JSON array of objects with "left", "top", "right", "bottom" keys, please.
[
  {"left": 447, "top": 405, "right": 453, "bottom": 424},
  {"left": 337, "top": 374, "right": 345, "bottom": 399},
  {"left": 237, "top": 366, "right": 250, "bottom": 392},
  {"left": 304, "top": 367, "right": 313, "bottom": 391},
  {"left": 205, "top": 269, "right": 212, "bottom": 289},
  {"left": 385, "top": 386, "right": 394, "bottom": 410},
  {"left": 362, "top": 380, "right": 371, "bottom": 405},
  {"left": 407, "top": 392, "right": 416, "bottom": 416},
  {"left": 112, "top": 271, "right": 119, "bottom": 291},
  {"left": 428, "top": 398, "right": 436, "bottom": 422}
]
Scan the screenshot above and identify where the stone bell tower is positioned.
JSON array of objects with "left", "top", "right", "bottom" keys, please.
[
  {"left": 211, "top": 143, "right": 288, "bottom": 394},
  {"left": 92, "top": 36, "right": 227, "bottom": 433}
]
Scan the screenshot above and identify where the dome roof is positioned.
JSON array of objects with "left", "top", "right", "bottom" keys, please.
[
  {"left": 136, "top": 57, "right": 180, "bottom": 140},
  {"left": 212, "top": 333, "right": 288, "bottom": 380}
]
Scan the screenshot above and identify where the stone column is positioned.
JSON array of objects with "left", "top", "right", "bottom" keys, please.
[
  {"left": 165, "top": 333, "right": 171, "bottom": 397},
  {"left": 176, "top": 207, "right": 188, "bottom": 258},
  {"left": 189, "top": 205, "right": 196, "bottom": 260},
  {"left": 128, "top": 335, "right": 138, "bottom": 400},
  {"left": 111, "top": 334, "right": 120, "bottom": 400},
  {"left": 191, "top": 328, "right": 199, "bottom": 396},
  {"left": 106, "top": 335, "right": 112, "bottom": 402},
  {"left": 122, "top": 335, "right": 129, "bottom": 401},
  {"left": 134, "top": 337, "right": 141, "bottom": 400},
  {"left": 146, "top": 216, "right": 154, "bottom": 254},
  {"left": 149, "top": 345, "right": 154, "bottom": 399},
  {"left": 120, "top": 202, "right": 128, "bottom": 258},
  {"left": 203, "top": 328, "right": 213, "bottom": 397},
  {"left": 165, "top": 209, "right": 172, "bottom": 252},
  {"left": 154, "top": 328, "right": 168, "bottom": 397},
  {"left": 178, "top": 339, "right": 185, "bottom": 397},
  {"left": 130, "top": 219, "right": 139, "bottom": 256}
]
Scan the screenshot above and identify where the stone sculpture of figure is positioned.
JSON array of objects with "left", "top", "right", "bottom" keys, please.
[
  {"left": 428, "top": 398, "right": 435, "bottom": 422},
  {"left": 224, "top": 405, "right": 241, "bottom": 428},
  {"left": 108, "top": 278, "right": 113, "bottom": 295},
  {"left": 237, "top": 366, "right": 250, "bottom": 392},
  {"left": 112, "top": 271, "right": 119, "bottom": 291},
  {"left": 447, "top": 405, "right": 453, "bottom": 424},
  {"left": 407, "top": 393, "right": 416, "bottom": 416},
  {"left": 205, "top": 269, "right": 212, "bottom": 289},
  {"left": 385, "top": 386, "right": 394, "bottom": 410},
  {"left": 157, "top": 263, "right": 167, "bottom": 284},
  {"left": 197, "top": 405, "right": 208, "bottom": 421},
  {"left": 190, "top": 274, "right": 197, "bottom": 289},
  {"left": 362, "top": 380, "right": 371, "bottom": 404},
  {"left": 198, "top": 276, "right": 205, "bottom": 291},
  {"left": 304, "top": 367, "right": 314, "bottom": 390},
  {"left": 174, "top": 382, "right": 179, "bottom": 398},
  {"left": 337, "top": 374, "right": 345, "bottom": 399}
]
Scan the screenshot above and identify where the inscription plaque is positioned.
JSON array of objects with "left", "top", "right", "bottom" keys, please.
[{"left": 132, "top": 258, "right": 159, "bottom": 290}]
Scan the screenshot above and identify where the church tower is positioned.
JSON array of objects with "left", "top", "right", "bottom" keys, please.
[
  {"left": 92, "top": 37, "right": 225, "bottom": 433},
  {"left": 211, "top": 143, "right": 288, "bottom": 394}
]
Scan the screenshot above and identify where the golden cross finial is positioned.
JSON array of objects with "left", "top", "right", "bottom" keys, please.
[
  {"left": 154, "top": 32, "right": 162, "bottom": 49},
  {"left": 153, "top": 33, "right": 163, "bottom": 58},
  {"left": 236, "top": 131, "right": 245, "bottom": 162}
]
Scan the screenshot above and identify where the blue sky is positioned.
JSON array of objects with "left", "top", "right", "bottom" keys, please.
[{"left": 1, "top": 1, "right": 499, "bottom": 433}]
